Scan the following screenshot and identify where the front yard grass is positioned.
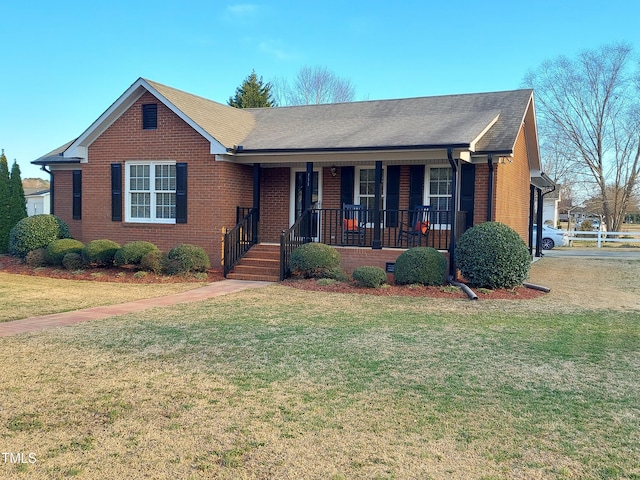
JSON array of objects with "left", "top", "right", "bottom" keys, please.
[
  {"left": 0, "top": 273, "right": 207, "bottom": 322},
  {"left": 0, "top": 257, "right": 638, "bottom": 478}
]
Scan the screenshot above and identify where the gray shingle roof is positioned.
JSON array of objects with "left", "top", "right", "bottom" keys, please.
[
  {"left": 241, "top": 90, "right": 532, "bottom": 153},
  {"left": 145, "top": 79, "right": 256, "bottom": 149},
  {"left": 144, "top": 80, "right": 533, "bottom": 154}
]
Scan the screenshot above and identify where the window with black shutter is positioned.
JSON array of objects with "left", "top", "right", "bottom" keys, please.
[{"left": 142, "top": 104, "right": 157, "bottom": 130}]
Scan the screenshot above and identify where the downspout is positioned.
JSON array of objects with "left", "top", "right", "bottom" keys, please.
[
  {"left": 487, "top": 154, "right": 494, "bottom": 222},
  {"left": 447, "top": 148, "right": 458, "bottom": 279},
  {"left": 528, "top": 185, "right": 535, "bottom": 256},
  {"left": 41, "top": 165, "right": 53, "bottom": 215},
  {"left": 536, "top": 188, "right": 544, "bottom": 257}
]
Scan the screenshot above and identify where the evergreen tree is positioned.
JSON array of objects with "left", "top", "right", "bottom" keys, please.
[
  {"left": 9, "top": 160, "right": 27, "bottom": 228},
  {"left": 228, "top": 70, "right": 275, "bottom": 108},
  {"left": 0, "top": 150, "right": 10, "bottom": 253}
]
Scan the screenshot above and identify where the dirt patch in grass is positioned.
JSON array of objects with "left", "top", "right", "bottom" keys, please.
[{"left": 0, "top": 254, "right": 224, "bottom": 284}]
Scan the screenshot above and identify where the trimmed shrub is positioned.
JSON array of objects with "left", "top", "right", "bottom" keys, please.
[
  {"left": 140, "top": 250, "right": 164, "bottom": 274},
  {"left": 394, "top": 247, "right": 447, "bottom": 286},
  {"left": 62, "top": 252, "right": 84, "bottom": 271},
  {"left": 8, "top": 214, "right": 71, "bottom": 258},
  {"left": 290, "top": 243, "right": 341, "bottom": 279},
  {"left": 45, "top": 239, "right": 84, "bottom": 266},
  {"left": 114, "top": 241, "right": 160, "bottom": 266},
  {"left": 25, "top": 248, "right": 47, "bottom": 268},
  {"left": 455, "top": 222, "right": 530, "bottom": 289},
  {"left": 166, "top": 244, "right": 211, "bottom": 274},
  {"left": 352, "top": 266, "right": 387, "bottom": 288},
  {"left": 82, "top": 239, "right": 121, "bottom": 266}
]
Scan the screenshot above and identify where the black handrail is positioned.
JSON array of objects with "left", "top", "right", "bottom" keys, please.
[
  {"left": 223, "top": 207, "right": 258, "bottom": 276},
  {"left": 280, "top": 209, "right": 312, "bottom": 281}
]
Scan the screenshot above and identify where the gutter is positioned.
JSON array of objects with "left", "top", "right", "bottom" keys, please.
[{"left": 227, "top": 143, "right": 471, "bottom": 155}]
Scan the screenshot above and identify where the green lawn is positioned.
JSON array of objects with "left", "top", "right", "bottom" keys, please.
[{"left": 0, "top": 258, "right": 638, "bottom": 479}]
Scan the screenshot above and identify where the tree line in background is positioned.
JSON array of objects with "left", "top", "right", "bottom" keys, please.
[{"left": 0, "top": 150, "right": 27, "bottom": 253}]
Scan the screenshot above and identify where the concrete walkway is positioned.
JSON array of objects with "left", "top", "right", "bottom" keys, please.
[{"left": 0, "top": 279, "right": 273, "bottom": 337}]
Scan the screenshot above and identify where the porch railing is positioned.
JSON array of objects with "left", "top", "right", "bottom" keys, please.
[
  {"left": 280, "top": 209, "right": 313, "bottom": 281},
  {"left": 312, "top": 208, "right": 466, "bottom": 250},
  {"left": 223, "top": 207, "right": 259, "bottom": 276}
]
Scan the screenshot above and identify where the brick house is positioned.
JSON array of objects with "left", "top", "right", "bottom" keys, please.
[{"left": 33, "top": 78, "right": 552, "bottom": 281}]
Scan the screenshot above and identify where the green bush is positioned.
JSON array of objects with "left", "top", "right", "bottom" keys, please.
[
  {"left": 62, "top": 252, "right": 84, "bottom": 271},
  {"left": 114, "top": 241, "right": 160, "bottom": 266},
  {"left": 290, "top": 243, "right": 341, "bottom": 278},
  {"left": 140, "top": 250, "right": 165, "bottom": 274},
  {"left": 45, "top": 238, "right": 84, "bottom": 266},
  {"left": 8, "top": 214, "right": 71, "bottom": 258},
  {"left": 394, "top": 247, "right": 447, "bottom": 286},
  {"left": 352, "top": 266, "right": 387, "bottom": 288},
  {"left": 25, "top": 248, "right": 47, "bottom": 268},
  {"left": 82, "top": 239, "right": 121, "bottom": 266},
  {"left": 166, "top": 244, "right": 211, "bottom": 274},
  {"left": 455, "top": 222, "right": 530, "bottom": 289}
]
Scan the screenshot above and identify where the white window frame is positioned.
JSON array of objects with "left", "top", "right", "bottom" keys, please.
[
  {"left": 355, "top": 166, "right": 386, "bottom": 227},
  {"left": 124, "top": 160, "right": 177, "bottom": 224},
  {"left": 424, "top": 165, "right": 453, "bottom": 229}
]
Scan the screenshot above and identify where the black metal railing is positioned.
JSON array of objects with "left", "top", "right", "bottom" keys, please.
[
  {"left": 280, "top": 209, "right": 313, "bottom": 281},
  {"left": 313, "top": 207, "right": 465, "bottom": 250},
  {"left": 223, "top": 207, "right": 259, "bottom": 276}
]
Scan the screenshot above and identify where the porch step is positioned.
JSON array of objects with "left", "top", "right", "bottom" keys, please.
[{"left": 226, "top": 244, "right": 280, "bottom": 282}]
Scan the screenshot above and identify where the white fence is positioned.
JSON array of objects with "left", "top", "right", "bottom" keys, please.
[{"left": 569, "top": 230, "right": 640, "bottom": 248}]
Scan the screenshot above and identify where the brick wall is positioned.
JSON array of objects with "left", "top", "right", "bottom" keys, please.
[
  {"left": 53, "top": 170, "right": 83, "bottom": 239},
  {"left": 337, "top": 246, "right": 449, "bottom": 274},
  {"left": 54, "top": 92, "right": 253, "bottom": 265},
  {"left": 493, "top": 128, "right": 531, "bottom": 240},
  {"left": 259, "top": 167, "right": 290, "bottom": 242}
]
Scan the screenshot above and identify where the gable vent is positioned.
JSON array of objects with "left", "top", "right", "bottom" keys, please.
[{"left": 142, "top": 104, "right": 158, "bottom": 130}]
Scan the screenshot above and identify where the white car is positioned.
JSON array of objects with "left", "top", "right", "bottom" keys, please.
[{"left": 533, "top": 225, "right": 569, "bottom": 250}]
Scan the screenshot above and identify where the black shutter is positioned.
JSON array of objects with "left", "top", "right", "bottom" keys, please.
[
  {"left": 460, "top": 163, "right": 475, "bottom": 230},
  {"left": 142, "top": 104, "right": 157, "bottom": 129},
  {"left": 386, "top": 165, "right": 400, "bottom": 227},
  {"left": 111, "top": 163, "right": 122, "bottom": 222},
  {"left": 409, "top": 165, "right": 425, "bottom": 210},
  {"left": 72, "top": 170, "right": 82, "bottom": 220},
  {"left": 175, "top": 162, "right": 187, "bottom": 223},
  {"left": 340, "top": 166, "right": 354, "bottom": 207}
]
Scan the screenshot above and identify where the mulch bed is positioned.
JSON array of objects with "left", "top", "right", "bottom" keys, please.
[
  {"left": 282, "top": 276, "right": 546, "bottom": 300},
  {"left": 1, "top": 255, "right": 545, "bottom": 299},
  {"left": 0, "top": 255, "right": 224, "bottom": 284}
]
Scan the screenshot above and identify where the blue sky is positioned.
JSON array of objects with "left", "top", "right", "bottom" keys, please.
[{"left": 2, "top": 0, "right": 639, "bottom": 180}]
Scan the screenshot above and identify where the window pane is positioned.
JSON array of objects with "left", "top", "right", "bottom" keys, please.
[
  {"left": 156, "top": 193, "right": 176, "bottom": 219},
  {"left": 130, "top": 192, "right": 150, "bottom": 218},
  {"left": 155, "top": 164, "right": 176, "bottom": 191},
  {"left": 130, "top": 164, "right": 150, "bottom": 191}
]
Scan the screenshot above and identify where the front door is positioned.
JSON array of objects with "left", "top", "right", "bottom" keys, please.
[{"left": 292, "top": 169, "right": 321, "bottom": 240}]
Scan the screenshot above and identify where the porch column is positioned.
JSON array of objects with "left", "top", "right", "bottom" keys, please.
[
  {"left": 305, "top": 161, "right": 313, "bottom": 241},
  {"left": 253, "top": 163, "right": 261, "bottom": 243},
  {"left": 447, "top": 148, "right": 458, "bottom": 278},
  {"left": 528, "top": 184, "right": 535, "bottom": 255},
  {"left": 372, "top": 160, "right": 382, "bottom": 249},
  {"left": 487, "top": 155, "right": 494, "bottom": 222}
]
